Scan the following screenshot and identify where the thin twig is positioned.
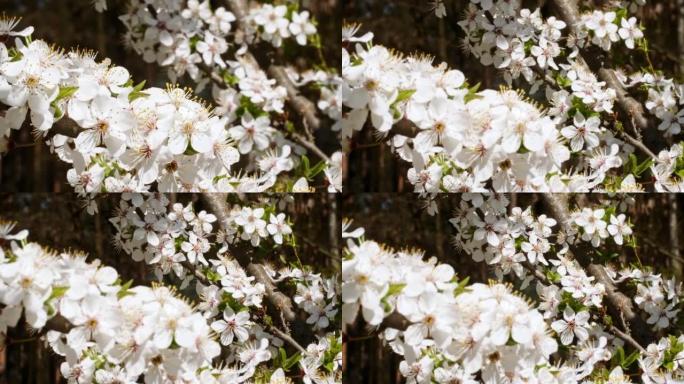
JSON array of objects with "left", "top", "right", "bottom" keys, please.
[
  {"left": 200, "top": 194, "right": 297, "bottom": 323},
  {"left": 290, "top": 132, "right": 331, "bottom": 163},
  {"left": 607, "top": 324, "right": 645, "bottom": 353},
  {"left": 268, "top": 324, "right": 307, "bottom": 354}
]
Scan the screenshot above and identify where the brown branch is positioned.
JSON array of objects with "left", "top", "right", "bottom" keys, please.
[
  {"left": 198, "top": 62, "right": 227, "bottom": 88},
  {"left": 541, "top": 194, "right": 651, "bottom": 348},
  {"left": 200, "top": 194, "right": 296, "bottom": 323},
  {"left": 607, "top": 324, "right": 645, "bottom": 353},
  {"left": 44, "top": 315, "right": 71, "bottom": 334},
  {"left": 267, "top": 65, "right": 321, "bottom": 131},
  {"left": 619, "top": 130, "right": 657, "bottom": 160},
  {"left": 290, "top": 132, "right": 330, "bottom": 163},
  {"left": 268, "top": 324, "right": 306, "bottom": 354},
  {"left": 550, "top": 0, "right": 650, "bottom": 133},
  {"left": 222, "top": 0, "right": 323, "bottom": 133},
  {"left": 181, "top": 260, "right": 208, "bottom": 282}
]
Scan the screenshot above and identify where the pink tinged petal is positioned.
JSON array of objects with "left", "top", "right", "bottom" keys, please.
[
  {"left": 238, "top": 138, "right": 253, "bottom": 154},
  {"left": 486, "top": 231, "right": 500, "bottom": 247},
  {"left": 433, "top": 264, "right": 454, "bottom": 282},
  {"left": 574, "top": 326, "right": 589, "bottom": 341},
  {"left": 139, "top": 161, "right": 159, "bottom": 185},
  {"left": 523, "top": 131, "right": 543, "bottom": 152},
  {"left": 501, "top": 133, "right": 521, "bottom": 153},
  {"left": 75, "top": 130, "right": 98, "bottom": 153},
  {"left": 104, "top": 135, "right": 126, "bottom": 157},
  {"left": 570, "top": 137, "right": 584, "bottom": 152},
  {"left": 146, "top": 231, "right": 159, "bottom": 246},
  {"left": 159, "top": 30, "right": 174, "bottom": 47},
  {"left": 550, "top": 320, "right": 566, "bottom": 334},
  {"left": 404, "top": 323, "right": 427, "bottom": 346},
  {"left": 211, "top": 320, "right": 228, "bottom": 333},
  {"left": 4, "top": 106, "right": 26, "bottom": 130},
  {"left": 218, "top": 146, "right": 240, "bottom": 169}
]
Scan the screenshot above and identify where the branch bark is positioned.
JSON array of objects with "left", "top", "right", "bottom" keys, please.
[
  {"left": 267, "top": 65, "right": 321, "bottom": 131},
  {"left": 541, "top": 194, "right": 651, "bottom": 348},
  {"left": 200, "top": 194, "right": 296, "bottom": 323},
  {"left": 550, "top": 0, "right": 650, "bottom": 133},
  {"left": 222, "top": 0, "right": 323, "bottom": 133}
]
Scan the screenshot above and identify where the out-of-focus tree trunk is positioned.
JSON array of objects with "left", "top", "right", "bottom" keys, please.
[
  {"left": 669, "top": 195, "right": 682, "bottom": 278},
  {"left": 678, "top": 0, "right": 684, "bottom": 76},
  {"left": 328, "top": 196, "right": 340, "bottom": 273}
]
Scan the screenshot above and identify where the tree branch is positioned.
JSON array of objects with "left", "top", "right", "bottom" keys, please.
[
  {"left": 290, "top": 132, "right": 330, "bottom": 163},
  {"left": 222, "top": 0, "right": 323, "bottom": 133},
  {"left": 200, "top": 194, "right": 296, "bottom": 323},
  {"left": 268, "top": 324, "right": 306, "bottom": 354},
  {"left": 550, "top": 0, "right": 650, "bottom": 133},
  {"left": 267, "top": 65, "right": 321, "bottom": 131},
  {"left": 541, "top": 194, "right": 651, "bottom": 348}
]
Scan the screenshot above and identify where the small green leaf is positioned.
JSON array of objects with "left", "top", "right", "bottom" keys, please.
[
  {"left": 48, "top": 286, "right": 69, "bottom": 301},
  {"left": 394, "top": 89, "right": 416, "bottom": 105},
  {"left": 128, "top": 80, "right": 149, "bottom": 101},
  {"left": 454, "top": 276, "right": 470, "bottom": 296},
  {"left": 55, "top": 86, "right": 78, "bottom": 102},
  {"left": 117, "top": 279, "right": 134, "bottom": 299},
  {"left": 385, "top": 283, "right": 406, "bottom": 298}
]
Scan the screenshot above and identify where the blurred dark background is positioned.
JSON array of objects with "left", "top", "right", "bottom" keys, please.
[
  {"left": 342, "top": 193, "right": 684, "bottom": 383},
  {"left": 0, "top": 0, "right": 340, "bottom": 192},
  {"left": 344, "top": 0, "right": 684, "bottom": 192},
  {"left": 0, "top": 192, "right": 340, "bottom": 383}
]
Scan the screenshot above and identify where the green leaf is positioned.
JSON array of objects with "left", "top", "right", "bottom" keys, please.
[
  {"left": 464, "top": 82, "right": 482, "bottom": 103},
  {"left": 634, "top": 158, "right": 653, "bottom": 177},
  {"left": 555, "top": 74, "right": 572, "bottom": 88},
  {"left": 128, "top": 80, "right": 149, "bottom": 101},
  {"left": 454, "top": 276, "right": 470, "bottom": 296},
  {"left": 394, "top": 89, "right": 416, "bottom": 105},
  {"left": 204, "top": 268, "right": 222, "bottom": 283},
  {"left": 385, "top": 283, "right": 406, "bottom": 298},
  {"left": 307, "top": 160, "right": 327, "bottom": 180},
  {"left": 55, "top": 86, "right": 78, "bottom": 103},
  {"left": 283, "top": 352, "right": 301, "bottom": 370},
  {"left": 622, "top": 350, "right": 640, "bottom": 368},
  {"left": 545, "top": 270, "right": 562, "bottom": 284},
  {"left": 48, "top": 286, "right": 69, "bottom": 301},
  {"left": 222, "top": 72, "right": 239, "bottom": 86},
  {"left": 117, "top": 279, "right": 134, "bottom": 299}
]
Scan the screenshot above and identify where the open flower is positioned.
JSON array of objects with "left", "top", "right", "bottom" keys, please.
[
  {"left": 551, "top": 307, "right": 590, "bottom": 345},
  {"left": 211, "top": 307, "right": 251, "bottom": 346}
]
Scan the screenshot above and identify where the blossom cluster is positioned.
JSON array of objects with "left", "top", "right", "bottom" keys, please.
[
  {"left": 346, "top": 0, "right": 684, "bottom": 191},
  {"left": 343, "top": 195, "right": 684, "bottom": 383},
  {"left": 342, "top": 236, "right": 563, "bottom": 383},
  {"left": 614, "top": 267, "right": 682, "bottom": 330},
  {"left": 446, "top": 194, "right": 684, "bottom": 382},
  {"left": 0, "top": 12, "right": 340, "bottom": 192},
  {"left": 457, "top": 0, "right": 684, "bottom": 190},
  {"left": 0, "top": 222, "right": 223, "bottom": 382},
  {"left": 109, "top": 193, "right": 291, "bottom": 280},
  {"left": 115, "top": 1, "right": 342, "bottom": 192},
  {"left": 342, "top": 239, "right": 568, "bottom": 383},
  {"left": 638, "top": 335, "right": 684, "bottom": 383},
  {"left": 342, "top": 27, "right": 586, "bottom": 192},
  {"left": 108, "top": 193, "right": 341, "bottom": 382}
]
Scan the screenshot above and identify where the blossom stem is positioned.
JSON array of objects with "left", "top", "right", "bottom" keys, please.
[{"left": 268, "top": 324, "right": 306, "bottom": 354}]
